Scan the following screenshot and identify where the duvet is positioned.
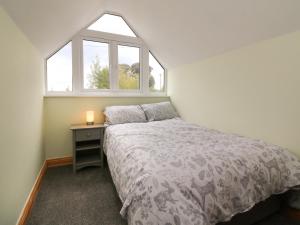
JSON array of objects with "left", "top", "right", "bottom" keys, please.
[{"left": 104, "top": 118, "right": 300, "bottom": 225}]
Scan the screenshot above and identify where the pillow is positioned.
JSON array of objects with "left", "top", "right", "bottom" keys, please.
[
  {"left": 104, "top": 105, "right": 147, "bottom": 125},
  {"left": 140, "top": 102, "right": 179, "bottom": 121}
]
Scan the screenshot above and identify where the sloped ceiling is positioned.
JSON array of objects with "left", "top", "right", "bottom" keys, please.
[{"left": 1, "top": 0, "right": 300, "bottom": 69}]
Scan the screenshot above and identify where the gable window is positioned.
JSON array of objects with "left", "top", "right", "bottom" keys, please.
[
  {"left": 149, "top": 52, "right": 165, "bottom": 92},
  {"left": 88, "top": 14, "right": 136, "bottom": 37},
  {"left": 83, "top": 40, "right": 110, "bottom": 89},
  {"left": 46, "top": 42, "right": 72, "bottom": 92},
  {"left": 118, "top": 45, "right": 140, "bottom": 90},
  {"left": 46, "top": 13, "right": 166, "bottom": 96}
]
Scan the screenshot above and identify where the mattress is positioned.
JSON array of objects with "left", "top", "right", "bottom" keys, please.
[{"left": 104, "top": 118, "right": 300, "bottom": 225}]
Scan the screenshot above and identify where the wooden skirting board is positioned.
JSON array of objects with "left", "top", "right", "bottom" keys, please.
[
  {"left": 16, "top": 157, "right": 73, "bottom": 225},
  {"left": 47, "top": 156, "right": 73, "bottom": 168},
  {"left": 16, "top": 161, "right": 47, "bottom": 225},
  {"left": 285, "top": 207, "right": 300, "bottom": 220}
]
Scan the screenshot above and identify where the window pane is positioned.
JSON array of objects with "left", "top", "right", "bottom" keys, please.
[
  {"left": 88, "top": 14, "right": 136, "bottom": 37},
  {"left": 83, "top": 40, "right": 110, "bottom": 89},
  {"left": 118, "top": 45, "right": 140, "bottom": 90},
  {"left": 149, "top": 52, "right": 165, "bottom": 92},
  {"left": 47, "top": 42, "right": 72, "bottom": 92}
]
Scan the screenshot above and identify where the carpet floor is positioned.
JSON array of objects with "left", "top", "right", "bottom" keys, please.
[{"left": 26, "top": 165, "right": 300, "bottom": 225}]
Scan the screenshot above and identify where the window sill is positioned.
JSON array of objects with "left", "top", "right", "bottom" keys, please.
[{"left": 44, "top": 92, "right": 168, "bottom": 98}]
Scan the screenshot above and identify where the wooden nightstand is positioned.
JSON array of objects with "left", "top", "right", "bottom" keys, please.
[{"left": 70, "top": 124, "right": 105, "bottom": 173}]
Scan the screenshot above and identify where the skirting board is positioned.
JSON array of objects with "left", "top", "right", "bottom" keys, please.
[
  {"left": 47, "top": 156, "right": 72, "bottom": 167},
  {"left": 16, "top": 161, "right": 47, "bottom": 225},
  {"left": 16, "top": 156, "right": 73, "bottom": 225},
  {"left": 285, "top": 207, "right": 300, "bottom": 220}
]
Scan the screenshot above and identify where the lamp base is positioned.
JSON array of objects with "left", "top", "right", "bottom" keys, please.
[{"left": 86, "top": 122, "right": 94, "bottom": 126}]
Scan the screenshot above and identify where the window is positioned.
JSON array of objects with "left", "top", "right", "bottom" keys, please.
[
  {"left": 83, "top": 40, "right": 110, "bottom": 89},
  {"left": 118, "top": 45, "right": 140, "bottom": 90},
  {"left": 46, "top": 42, "right": 72, "bottom": 92},
  {"left": 46, "top": 13, "right": 166, "bottom": 96},
  {"left": 149, "top": 52, "right": 165, "bottom": 92},
  {"left": 88, "top": 14, "right": 136, "bottom": 37}
]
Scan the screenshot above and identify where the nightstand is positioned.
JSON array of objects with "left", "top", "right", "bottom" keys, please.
[{"left": 70, "top": 124, "right": 105, "bottom": 173}]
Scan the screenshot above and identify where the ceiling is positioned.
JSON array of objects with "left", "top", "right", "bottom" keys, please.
[{"left": 1, "top": 0, "right": 300, "bottom": 69}]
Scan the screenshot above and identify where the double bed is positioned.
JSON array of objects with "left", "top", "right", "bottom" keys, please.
[{"left": 103, "top": 103, "right": 300, "bottom": 225}]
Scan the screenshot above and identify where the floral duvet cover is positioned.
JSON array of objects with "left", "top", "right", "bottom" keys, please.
[{"left": 104, "top": 118, "right": 300, "bottom": 225}]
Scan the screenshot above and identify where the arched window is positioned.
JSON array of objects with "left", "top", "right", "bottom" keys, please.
[{"left": 46, "top": 13, "right": 166, "bottom": 96}]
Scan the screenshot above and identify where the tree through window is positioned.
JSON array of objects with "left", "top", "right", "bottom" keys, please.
[
  {"left": 118, "top": 45, "right": 140, "bottom": 89},
  {"left": 83, "top": 40, "right": 110, "bottom": 89},
  {"left": 149, "top": 52, "right": 165, "bottom": 92}
]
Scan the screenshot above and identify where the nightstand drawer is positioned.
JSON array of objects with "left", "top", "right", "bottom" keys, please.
[{"left": 75, "top": 129, "right": 100, "bottom": 141}]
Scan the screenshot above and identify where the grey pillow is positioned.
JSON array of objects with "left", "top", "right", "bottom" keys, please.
[
  {"left": 104, "top": 105, "right": 147, "bottom": 125},
  {"left": 141, "top": 102, "right": 179, "bottom": 121}
]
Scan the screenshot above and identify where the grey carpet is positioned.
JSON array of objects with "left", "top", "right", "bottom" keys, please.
[
  {"left": 26, "top": 166, "right": 126, "bottom": 225},
  {"left": 26, "top": 165, "right": 300, "bottom": 225}
]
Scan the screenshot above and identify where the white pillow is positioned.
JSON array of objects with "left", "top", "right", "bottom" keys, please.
[
  {"left": 140, "top": 102, "right": 179, "bottom": 121},
  {"left": 104, "top": 105, "right": 147, "bottom": 125}
]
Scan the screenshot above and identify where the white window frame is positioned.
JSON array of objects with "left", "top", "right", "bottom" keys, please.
[
  {"left": 45, "top": 12, "right": 167, "bottom": 97},
  {"left": 45, "top": 40, "right": 73, "bottom": 96},
  {"left": 80, "top": 37, "right": 112, "bottom": 93},
  {"left": 149, "top": 50, "right": 167, "bottom": 93}
]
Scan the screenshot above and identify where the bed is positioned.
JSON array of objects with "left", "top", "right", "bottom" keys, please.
[{"left": 104, "top": 117, "right": 300, "bottom": 225}]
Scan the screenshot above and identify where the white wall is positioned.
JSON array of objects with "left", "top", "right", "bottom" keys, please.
[
  {"left": 0, "top": 7, "right": 44, "bottom": 225},
  {"left": 169, "top": 31, "right": 300, "bottom": 157}
]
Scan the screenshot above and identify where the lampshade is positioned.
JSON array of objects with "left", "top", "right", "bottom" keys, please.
[{"left": 86, "top": 111, "right": 94, "bottom": 125}]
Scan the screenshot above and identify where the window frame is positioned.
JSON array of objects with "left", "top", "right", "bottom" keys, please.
[
  {"left": 116, "top": 43, "right": 142, "bottom": 93},
  {"left": 149, "top": 50, "right": 166, "bottom": 93},
  {"left": 81, "top": 37, "right": 111, "bottom": 92},
  {"left": 45, "top": 12, "right": 167, "bottom": 97},
  {"left": 87, "top": 13, "right": 137, "bottom": 38},
  {"left": 45, "top": 41, "right": 73, "bottom": 96}
]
